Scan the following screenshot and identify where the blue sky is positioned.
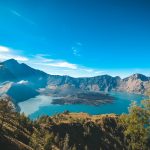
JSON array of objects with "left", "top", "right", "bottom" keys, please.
[{"left": 0, "top": 0, "right": 150, "bottom": 77}]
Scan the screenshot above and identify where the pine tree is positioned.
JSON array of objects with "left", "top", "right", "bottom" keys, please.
[
  {"left": 54, "top": 133, "right": 60, "bottom": 144},
  {"left": 84, "top": 145, "right": 88, "bottom": 150},
  {"left": 0, "top": 97, "right": 16, "bottom": 131},
  {"left": 72, "top": 144, "right": 77, "bottom": 150},
  {"left": 120, "top": 100, "right": 150, "bottom": 150},
  {"left": 63, "top": 133, "right": 70, "bottom": 150}
]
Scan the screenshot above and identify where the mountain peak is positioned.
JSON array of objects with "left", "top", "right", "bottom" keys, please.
[
  {"left": 128, "top": 73, "right": 149, "bottom": 81},
  {"left": 4, "top": 59, "right": 19, "bottom": 64}
]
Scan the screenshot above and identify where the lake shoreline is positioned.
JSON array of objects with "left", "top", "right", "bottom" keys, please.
[{"left": 18, "top": 92, "right": 148, "bottom": 119}]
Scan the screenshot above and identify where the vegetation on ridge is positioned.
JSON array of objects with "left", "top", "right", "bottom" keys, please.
[{"left": 0, "top": 96, "right": 150, "bottom": 150}]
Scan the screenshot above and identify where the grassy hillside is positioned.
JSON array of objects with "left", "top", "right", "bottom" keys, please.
[{"left": 0, "top": 97, "right": 150, "bottom": 150}]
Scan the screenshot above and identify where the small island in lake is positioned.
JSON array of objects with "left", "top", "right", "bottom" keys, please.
[{"left": 52, "top": 92, "right": 114, "bottom": 106}]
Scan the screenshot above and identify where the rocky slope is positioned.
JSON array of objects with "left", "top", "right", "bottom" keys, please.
[
  {"left": 46, "top": 73, "right": 150, "bottom": 95},
  {"left": 118, "top": 73, "right": 150, "bottom": 94},
  {"left": 47, "top": 75, "right": 121, "bottom": 92}
]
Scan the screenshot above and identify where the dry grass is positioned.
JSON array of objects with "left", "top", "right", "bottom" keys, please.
[{"left": 51, "top": 112, "right": 117, "bottom": 125}]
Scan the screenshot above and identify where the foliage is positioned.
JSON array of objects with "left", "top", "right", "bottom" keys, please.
[
  {"left": 0, "top": 96, "right": 17, "bottom": 131},
  {"left": 29, "top": 129, "right": 54, "bottom": 150},
  {"left": 120, "top": 100, "right": 150, "bottom": 150}
]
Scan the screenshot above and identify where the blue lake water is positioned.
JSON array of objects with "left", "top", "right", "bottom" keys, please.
[{"left": 18, "top": 92, "right": 148, "bottom": 120}]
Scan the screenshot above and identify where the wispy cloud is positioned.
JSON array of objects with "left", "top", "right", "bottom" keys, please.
[
  {"left": 72, "top": 41, "right": 83, "bottom": 57},
  {"left": 45, "top": 62, "right": 77, "bottom": 69},
  {"left": 31, "top": 54, "right": 77, "bottom": 69},
  {"left": 72, "top": 47, "right": 80, "bottom": 56},
  {"left": 0, "top": 46, "right": 28, "bottom": 62},
  {"left": 10, "top": 9, "right": 22, "bottom": 17},
  {"left": 10, "top": 9, "right": 36, "bottom": 25},
  {"left": 76, "top": 42, "right": 83, "bottom": 46},
  {"left": 28, "top": 55, "right": 107, "bottom": 77}
]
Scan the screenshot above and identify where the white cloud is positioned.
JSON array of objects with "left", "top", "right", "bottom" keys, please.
[
  {"left": 30, "top": 56, "right": 77, "bottom": 70},
  {"left": 0, "top": 46, "right": 10, "bottom": 52},
  {"left": 0, "top": 45, "right": 28, "bottom": 62},
  {"left": 17, "top": 80, "right": 29, "bottom": 85},
  {"left": 46, "top": 62, "right": 77, "bottom": 69},
  {"left": 27, "top": 55, "right": 106, "bottom": 77}
]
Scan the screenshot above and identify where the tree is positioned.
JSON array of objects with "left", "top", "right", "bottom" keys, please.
[
  {"left": 120, "top": 100, "right": 150, "bottom": 150},
  {"left": 29, "top": 132, "right": 42, "bottom": 150},
  {"left": 0, "top": 96, "right": 16, "bottom": 131},
  {"left": 84, "top": 145, "right": 88, "bottom": 150},
  {"left": 63, "top": 133, "right": 70, "bottom": 150},
  {"left": 72, "top": 144, "right": 77, "bottom": 150},
  {"left": 17, "top": 112, "right": 33, "bottom": 132},
  {"left": 54, "top": 133, "right": 60, "bottom": 143},
  {"left": 44, "top": 132, "right": 54, "bottom": 150},
  {"left": 145, "top": 90, "right": 150, "bottom": 98},
  {"left": 30, "top": 129, "right": 55, "bottom": 150},
  {"left": 142, "top": 100, "right": 150, "bottom": 111},
  {"left": 63, "top": 110, "right": 70, "bottom": 115}
]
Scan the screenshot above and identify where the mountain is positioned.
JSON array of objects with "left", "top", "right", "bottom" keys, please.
[
  {"left": 7, "top": 83, "right": 39, "bottom": 103},
  {"left": 0, "top": 59, "right": 48, "bottom": 102},
  {"left": 118, "top": 73, "right": 150, "bottom": 94},
  {"left": 0, "top": 59, "right": 150, "bottom": 104},
  {"left": 46, "top": 73, "right": 150, "bottom": 95},
  {"left": 0, "top": 81, "right": 39, "bottom": 103},
  {"left": 0, "top": 59, "right": 48, "bottom": 88},
  {"left": 47, "top": 75, "right": 121, "bottom": 93},
  {"left": 0, "top": 65, "right": 16, "bottom": 82}
]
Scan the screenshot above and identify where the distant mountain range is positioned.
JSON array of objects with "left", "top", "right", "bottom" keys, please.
[{"left": 0, "top": 59, "right": 150, "bottom": 103}]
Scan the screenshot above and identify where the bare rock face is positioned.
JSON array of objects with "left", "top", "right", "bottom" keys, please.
[
  {"left": 47, "top": 74, "right": 150, "bottom": 95},
  {"left": 118, "top": 74, "right": 150, "bottom": 94},
  {"left": 47, "top": 75, "right": 121, "bottom": 93}
]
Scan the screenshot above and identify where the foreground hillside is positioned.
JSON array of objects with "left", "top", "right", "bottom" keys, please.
[{"left": 0, "top": 97, "right": 150, "bottom": 150}]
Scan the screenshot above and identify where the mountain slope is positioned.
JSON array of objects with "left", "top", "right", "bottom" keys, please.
[
  {"left": 47, "top": 73, "right": 150, "bottom": 95},
  {"left": 47, "top": 75, "right": 121, "bottom": 92},
  {"left": 7, "top": 83, "right": 39, "bottom": 103},
  {"left": 0, "top": 65, "right": 16, "bottom": 82},
  {"left": 118, "top": 73, "right": 150, "bottom": 94},
  {"left": 1, "top": 59, "right": 48, "bottom": 88},
  {"left": 0, "top": 99, "right": 127, "bottom": 150}
]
